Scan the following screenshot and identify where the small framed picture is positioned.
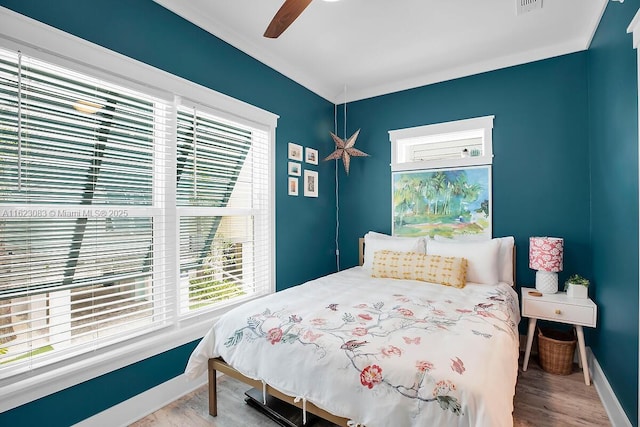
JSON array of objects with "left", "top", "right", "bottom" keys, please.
[
  {"left": 305, "top": 147, "right": 318, "bottom": 165},
  {"left": 304, "top": 170, "right": 318, "bottom": 198},
  {"left": 288, "top": 142, "right": 303, "bottom": 162},
  {"left": 288, "top": 161, "right": 301, "bottom": 176},
  {"left": 288, "top": 177, "right": 298, "bottom": 196}
]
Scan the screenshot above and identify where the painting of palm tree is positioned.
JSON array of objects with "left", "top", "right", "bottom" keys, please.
[{"left": 393, "top": 166, "right": 491, "bottom": 239}]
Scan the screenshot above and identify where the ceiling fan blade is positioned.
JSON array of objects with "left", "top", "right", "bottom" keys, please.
[{"left": 264, "top": 0, "right": 313, "bottom": 38}]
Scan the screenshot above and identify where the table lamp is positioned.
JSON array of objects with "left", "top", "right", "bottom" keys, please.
[{"left": 529, "top": 236, "right": 564, "bottom": 294}]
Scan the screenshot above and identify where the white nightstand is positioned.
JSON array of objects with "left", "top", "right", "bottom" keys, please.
[{"left": 521, "top": 287, "right": 597, "bottom": 385}]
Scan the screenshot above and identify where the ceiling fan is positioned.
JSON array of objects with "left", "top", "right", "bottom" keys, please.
[
  {"left": 264, "top": 0, "right": 339, "bottom": 39},
  {"left": 264, "top": 0, "right": 312, "bottom": 38}
]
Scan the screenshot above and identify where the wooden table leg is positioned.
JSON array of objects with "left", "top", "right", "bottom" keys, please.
[
  {"left": 575, "top": 325, "right": 590, "bottom": 385},
  {"left": 523, "top": 317, "right": 537, "bottom": 371}
]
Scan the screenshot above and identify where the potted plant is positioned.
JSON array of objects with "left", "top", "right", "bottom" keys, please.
[{"left": 564, "top": 274, "right": 589, "bottom": 299}]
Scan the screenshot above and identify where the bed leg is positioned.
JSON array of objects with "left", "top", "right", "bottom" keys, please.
[{"left": 208, "top": 366, "right": 218, "bottom": 416}]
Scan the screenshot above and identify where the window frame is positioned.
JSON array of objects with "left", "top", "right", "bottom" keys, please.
[
  {"left": 174, "top": 101, "right": 273, "bottom": 318},
  {"left": 0, "top": 7, "right": 277, "bottom": 412},
  {"left": 389, "top": 115, "right": 494, "bottom": 172}
]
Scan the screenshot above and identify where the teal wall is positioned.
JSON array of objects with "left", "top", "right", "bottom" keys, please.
[
  {"left": 338, "top": 53, "right": 592, "bottom": 288},
  {"left": 588, "top": 1, "right": 639, "bottom": 424},
  {"left": 0, "top": 0, "right": 336, "bottom": 425}
]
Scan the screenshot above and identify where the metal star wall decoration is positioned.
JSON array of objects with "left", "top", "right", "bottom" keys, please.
[{"left": 324, "top": 129, "right": 369, "bottom": 175}]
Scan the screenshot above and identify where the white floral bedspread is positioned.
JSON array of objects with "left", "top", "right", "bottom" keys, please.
[{"left": 185, "top": 267, "right": 520, "bottom": 427}]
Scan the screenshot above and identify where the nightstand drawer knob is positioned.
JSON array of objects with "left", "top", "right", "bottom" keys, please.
[{"left": 555, "top": 309, "right": 562, "bottom": 315}]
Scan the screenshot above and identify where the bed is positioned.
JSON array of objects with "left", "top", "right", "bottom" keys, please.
[{"left": 185, "top": 234, "right": 520, "bottom": 426}]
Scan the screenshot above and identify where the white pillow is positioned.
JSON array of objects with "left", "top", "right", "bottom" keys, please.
[
  {"left": 495, "top": 236, "right": 514, "bottom": 285},
  {"left": 428, "top": 238, "right": 500, "bottom": 285},
  {"left": 366, "top": 231, "right": 428, "bottom": 249},
  {"left": 432, "top": 235, "right": 514, "bottom": 285},
  {"left": 363, "top": 232, "right": 426, "bottom": 271}
]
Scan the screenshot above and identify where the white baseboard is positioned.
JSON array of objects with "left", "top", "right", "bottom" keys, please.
[
  {"left": 72, "top": 373, "right": 207, "bottom": 427},
  {"left": 588, "top": 348, "right": 633, "bottom": 427}
]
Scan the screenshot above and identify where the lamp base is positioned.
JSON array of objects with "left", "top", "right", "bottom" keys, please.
[{"left": 535, "top": 271, "right": 558, "bottom": 294}]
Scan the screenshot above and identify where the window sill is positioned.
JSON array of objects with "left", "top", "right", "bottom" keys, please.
[{"left": 0, "top": 300, "right": 252, "bottom": 412}]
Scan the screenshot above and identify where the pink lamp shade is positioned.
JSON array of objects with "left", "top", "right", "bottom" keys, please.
[{"left": 529, "top": 237, "right": 564, "bottom": 272}]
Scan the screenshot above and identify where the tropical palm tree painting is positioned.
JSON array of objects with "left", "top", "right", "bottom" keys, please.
[{"left": 392, "top": 166, "right": 491, "bottom": 239}]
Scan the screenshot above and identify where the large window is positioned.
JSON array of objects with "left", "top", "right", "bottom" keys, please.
[{"left": 0, "top": 46, "right": 274, "bottom": 381}]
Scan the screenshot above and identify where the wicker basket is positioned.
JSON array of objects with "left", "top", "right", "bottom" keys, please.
[{"left": 537, "top": 327, "right": 577, "bottom": 375}]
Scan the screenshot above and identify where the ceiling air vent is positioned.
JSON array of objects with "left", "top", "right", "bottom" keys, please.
[{"left": 516, "top": 0, "right": 542, "bottom": 15}]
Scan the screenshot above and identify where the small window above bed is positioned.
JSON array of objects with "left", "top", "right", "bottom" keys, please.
[{"left": 389, "top": 115, "right": 494, "bottom": 171}]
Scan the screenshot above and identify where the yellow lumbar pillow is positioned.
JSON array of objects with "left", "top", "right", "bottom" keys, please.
[{"left": 371, "top": 250, "right": 468, "bottom": 288}]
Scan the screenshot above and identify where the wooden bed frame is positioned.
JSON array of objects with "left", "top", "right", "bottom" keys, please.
[
  {"left": 206, "top": 237, "right": 516, "bottom": 425},
  {"left": 208, "top": 357, "right": 351, "bottom": 425}
]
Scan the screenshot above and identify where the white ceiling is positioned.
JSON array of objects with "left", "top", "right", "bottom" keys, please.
[{"left": 153, "top": 0, "right": 608, "bottom": 104}]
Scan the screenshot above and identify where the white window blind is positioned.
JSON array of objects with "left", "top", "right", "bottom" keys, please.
[
  {"left": 0, "top": 46, "right": 274, "bottom": 379},
  {"left": 0, "top": 48, "right": 172, "bottom": 375},
  {"left": 176, "top": 107, "right": 271, "bottom": 315}
]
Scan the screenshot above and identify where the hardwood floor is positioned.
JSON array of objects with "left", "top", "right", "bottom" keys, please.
[
  {"left": 131, "top": 356, "right": 610, "bottom": 427},
  {"left": 512, "top": 359, "right": 610, "bottom": 427}
]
